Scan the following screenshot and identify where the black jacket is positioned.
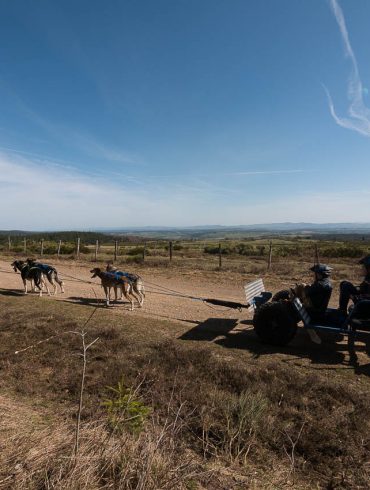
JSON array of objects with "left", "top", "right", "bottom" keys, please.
[
  {"left": 359, "top": 274, "right": 370, "bottom": 295},
  {"left": 305, "top": 277, "right": 332, "bottom": 319}
]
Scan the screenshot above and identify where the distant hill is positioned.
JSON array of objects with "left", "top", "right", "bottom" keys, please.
[
  {"left": 94, "top": 223, "right": 370, "bottom": 239},
  {"left": 0, "top": 230, "right": 141, "bottom": 244},
  {"left": 2, "top": 223, "right": 370, "bottom": 240},
  {"left": 96, "top": 222, "right": 370, "bottom": 231}
]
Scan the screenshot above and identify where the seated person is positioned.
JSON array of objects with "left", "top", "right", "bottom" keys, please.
[
  {"left": 339, "top": 255, "right": 370, "bottom": 314},
  {"left": 294, "top": 264, "right": 333, "bottom": 322}
]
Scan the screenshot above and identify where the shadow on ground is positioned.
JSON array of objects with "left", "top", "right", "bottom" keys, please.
[
  {"left": 0, "top": 288, "right": 27, "bottom": 297},
  {"left": 179, "top": 318, "right": 240, "bottom": 341},
  {"left": 62, "top": 296, "right": 132, "bottom": 309},
  {"left": 179, "top": 316, "right": 370, "bottom": 375}
]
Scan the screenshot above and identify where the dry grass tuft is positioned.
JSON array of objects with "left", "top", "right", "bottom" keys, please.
[
  {"left": 0, "top": 396, "right": 202, "bottom": 490},
  {"left": 2, "top": 254, "right": 370, "bottom": 489}
]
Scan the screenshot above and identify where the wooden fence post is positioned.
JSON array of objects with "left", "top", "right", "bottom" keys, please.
[
  {"left": 267, "top": 241, "right": 272, "bottom": 270},
  {"left": 40, "top": 239, "right": 44, "bottom": 256},
  {"left": 23, "top": 237, "right": 27, "bottom": 254},
  {"left": 314, "top": 243, "right": 320, "bottom": 265},
  {"left": 218, "top": 242, "right": 222, "bottom": 268},
  {"left": 114, "top": 240, "right": 118, "bottom": 262},
  {"left": 57, "top": 240, "right": 62, "bottom": 257},
  {"left": 76, "top": 237, "right": 80, "bottom": 259},
  {"left": 8, "top": 236, "right": 11, "bottom": 252},
  {"left": 142, "top": 242, "right": 146, "bottom": 262},
  {"left": 169, "top": 241, "right": 173, "bottom": 261},
  {"left": 95, "top": 240, "right": 99, "bottom": 261}
]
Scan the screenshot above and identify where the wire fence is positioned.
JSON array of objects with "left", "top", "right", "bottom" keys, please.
[{"left": 1, "top": 235, "right": 369, "bottom": 271}]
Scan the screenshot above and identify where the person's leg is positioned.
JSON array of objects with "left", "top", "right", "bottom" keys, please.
[
  {"left": 324, "top": 309, "right": 348, "bottom": 326},
  {"left": 339, "top": 281, "right": 359, "bottom": 312}
]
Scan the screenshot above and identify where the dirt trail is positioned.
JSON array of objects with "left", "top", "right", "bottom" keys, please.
[
  {"left": 0, "top": 259, "right": 252, "bottom": 326},
  {"left": 2, "top": 257, "right": 370, "bottom": 373}
]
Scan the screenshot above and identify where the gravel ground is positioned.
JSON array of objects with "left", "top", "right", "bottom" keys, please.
[{"left": 0, "top": 258, "right": 256, "bottom": 326}]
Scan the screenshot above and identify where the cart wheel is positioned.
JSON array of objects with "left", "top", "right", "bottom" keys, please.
[
  {"left": 253, "top": 302, "right": 297, "bottom": 346},
  {"left": 271, "top": 289, "right": 291, "bottom": 302}
]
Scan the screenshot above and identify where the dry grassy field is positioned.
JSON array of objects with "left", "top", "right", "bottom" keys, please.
[{"left": 0, "top": 249, "right": 370, "bottom": 489}]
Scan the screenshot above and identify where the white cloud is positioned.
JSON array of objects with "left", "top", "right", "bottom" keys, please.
[
  {"left": 0, "top": 82, "right": 141, "bottom": 166},
  {"left": 228, "top": 169, "right": 304, "bottom": 176},
  {"left": 0, "top": 152, "right": 225, "bottom": 229},
  {"left": 66, "top": 132, "right": 141, "bottom": 166},
  {"left": 222, "top": 189, "right": 370, "bottom": 224},
  {"left": 1, "top": 151, "right": 370, "bottom": 229},
  {"left": 325, "top": 0, "right": 370, "bottom": 137}
]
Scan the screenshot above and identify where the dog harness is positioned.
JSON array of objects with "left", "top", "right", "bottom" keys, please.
[
  {"left": 105, "top": 271, "right": 136, "bottom": 284},
  {"left": 32, "top": 262, "right": 55, "bottom": 274},
  {"left": 111, "top": 271, "right": 138, "bottom": 283}
]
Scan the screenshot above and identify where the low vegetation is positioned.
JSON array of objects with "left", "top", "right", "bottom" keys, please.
[{"left": 0, "top": 291, "right": 370, "bottom": 488}]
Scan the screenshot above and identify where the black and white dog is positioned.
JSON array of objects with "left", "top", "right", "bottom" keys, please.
[
  {"left": 26, "top": 259, "right": 65, "bottom": 295},
  {"left": 12, "top": 260, "right": 44, "bottom": 295}
]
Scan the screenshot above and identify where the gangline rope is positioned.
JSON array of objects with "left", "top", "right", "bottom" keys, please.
[{"left": 0, "top": 268, "right": 247, "bottom": 310}]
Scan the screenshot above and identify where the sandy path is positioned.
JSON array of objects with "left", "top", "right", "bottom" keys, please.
[
  {"left": 0, "top": 259, "right": 253, "bottom": 326},
  {"left": 3, "top": 258, "right": 370, "bottom": 370}
]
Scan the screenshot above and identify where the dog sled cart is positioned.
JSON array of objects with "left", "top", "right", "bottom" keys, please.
[{"left": 203, "top": 278, "right": 370, "bottom": 362}]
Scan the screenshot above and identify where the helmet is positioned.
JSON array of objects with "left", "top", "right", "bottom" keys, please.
[
  {"left": 310, "top": 263, "right": 333, "bottom": 275},
  {"left": 359, "top": 255, "right": 370, "bottom": 267}
]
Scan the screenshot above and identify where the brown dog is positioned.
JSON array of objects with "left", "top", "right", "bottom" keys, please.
[
  {"left": 106, "top": 263, "right": 145, "bottom": 308},
  {"left": 90, "top": 268, "right": 135, "bottom": 310}
]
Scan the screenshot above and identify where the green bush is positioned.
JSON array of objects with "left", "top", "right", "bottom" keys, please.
[
  {"left": 43, "top": 244, "right": 58, "bottom": 254},
  {"left": 321, "top": 246, "right": 365, "bottom": 258},
  {"left": 165, "top": 243, "right": 184, "bottom": 251},
  {"left": 11, "top": 246, "right": 25, "bottom": 253},
  {"left": 125, "top": 255, "right": 144, "bottom": 264},
  {"left": 204, "top": 243, "right": 256, "bottom": 256},
  {"left": 234, "top": 243, "right": 255, "bottom": 256},
  {"left": 204, "top": 245, "right": 231, "bottom": 255},
  {"left": 79, "top": 244, "right": 90, "bottom": 254},
  {"left": 59, "top": 244, "right": 76, "bottom": 254},
  {"left": 274, "top": 246, "right": 300, "bottom": 257},
  {"left": 102, "top": 378, "right": 151, "bottom": 435},
  {"left": 127, "top": 246, "right": 145, "bottom": 256}
]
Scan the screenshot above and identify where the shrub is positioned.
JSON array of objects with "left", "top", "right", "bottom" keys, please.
[
  {"left": 204, "top": 246, "right": 221, "bottom": 255},
  {"left": 274, "top": 246, "right": 300, "bottom": 257},
  {"left": 102, "top": 378, "right": 151, "bottom": 435},
  {"left": 79, "top": 244, "right": 90, "bottom": 254},
  {"left": 165, "top": 243, "right": 184, "bottom": 252},
  {"left": 321, "top": 246, "right": 365, "bottom": 258},
  {"left": 127, "top": 246, "right": 145, "bottom": 256},
  {"left": 204, "top": 246, "right": 232, "bottom": 255},
  {"left": 59, "top": 244, "right": 76, "bottom": 254},
  {"left": 125, "top": 255, "right": 144, "bottom": 264},
  {"left": 11, "top": 245, "right": 25, "bottom": 253},
  {"left": 201, "top": 389, "right": 268, "bottom": 462},
  {"left": 204, "top": 243, "right": 257, "bottom": 256},
  {"left": 234, "top": 243, "right": 255, "bottom": 256}
]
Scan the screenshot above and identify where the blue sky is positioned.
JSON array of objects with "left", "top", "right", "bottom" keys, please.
[{"left": 1, "top": 0, "right": 370, "bottom": 229}]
